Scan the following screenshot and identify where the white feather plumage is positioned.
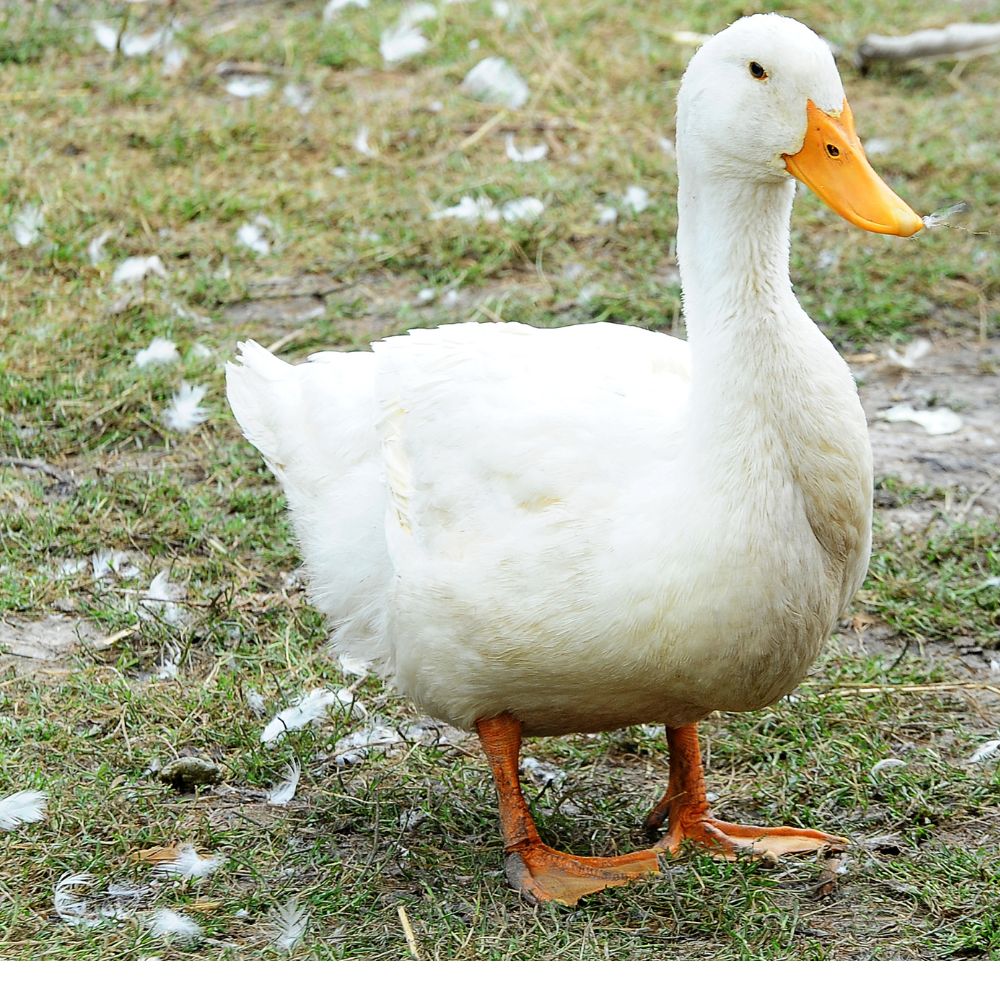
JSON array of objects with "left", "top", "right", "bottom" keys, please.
[
  {"left": 154, "top": 844, "right": 224, "bottom": 880},
  {"left": 266, "top": 761, "right": 301, "bottom": 805},
  {"left": 149, "top": 907, "right": 203, "bottom": 942},
  {"left": 269, "top": 899, "right": 309, "bottom": 952},
  {"left": 261, "top": 688, "right": 338, "bottom": 743},
  {"left": 0, "top": 790, "right": 47, "bottom": 831},
  {"left": 163, "top": 382, "right": 209, "bottom": 433}
]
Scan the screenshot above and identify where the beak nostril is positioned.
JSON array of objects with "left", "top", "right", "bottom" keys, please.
[{"left": 826, "top": 143, "right": 840, "bottom": 158}]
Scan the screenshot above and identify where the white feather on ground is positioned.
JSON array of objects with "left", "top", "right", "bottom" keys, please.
[
  {"left": 156, "top": 643, "right": 181, "bottom": 679},
  {"left": 149, "top": 908, "right": 203, "bottom": 943},
  {"left": 460, "top": 57, "right": 529, "bottom": 108},
  {"left": 246, "top": 689, "right": 267, "bottom": 717},
  {"left": 266, "top": 760, "right": 301, "bottom": 805},
  {"left": 87, "top": 229, "right": 114, "bottom": 264},
  {"left": 878, "top": 403, "right": 962, "bottom": 436},
  {"left": 968, "top": 739, "right": 1000, "bottom": 764},
  {"left": 139, "top": 569, "right": 188, "bottom": 626},
  {"left": 54, "top": 874, "right": 102, "bottom": 928},
  {"left": 92, "top": 548, "right": 140, "bottom": 580},
  {"left": 870, "top": 757, "right": 907, "bottom": 778},
  {"left": 283, "top": 83, "right": 314, "bottom": 114},
  {"left": 504, "top": 133, "right": 547, "bottom": 162},
  {"left": 154, "top": 844, "right": 224, "bottom": 880},
  {"left": 621, "top": 185, "right": 651, "bottom": 213},
  {"left": 269, "top": 898, "right": 309, "bottom": 953},
  {"left": 333, "top": 723, "right": 403, "bottom": 765},
  {"left": 324, "top": 0, "right": 369, "bottom": 20},
  {"left": 261, "top": 689, "right": 339, "bottom": 743},
  {"left": 112, "top": 255, "right": 167, "bottom": 285},
  {"left": 884, "top": 337, "right": 931, "bottom": 371},
  {"left": 521, "top": 757, "right": 566, "bottom": 786},
  {"left": 163, "top": 382, "right": 209, "bottom": 433},
  {"left": 135, "top": 336, "right": 179, "bottom": 369},
  {"left": 236, "top": 217, "right": 273, "bottom": 256},
  {"left": 225, "top": 75, "right": 273, "bottom": 98},
  {"left": 0, "top": 790, "right": 47, "bottom": 831},
  {"left": 500, "top": 196, "right": 544, "bottom": 222},
  {"left": 353, "top": 126, "right": 376, "bottom": 157},
  {"left": 380, "top": 23, "right": 430, "bottom": 64},
  {"left": 11, "top": 204, "right": 44, "bottom": 246}
]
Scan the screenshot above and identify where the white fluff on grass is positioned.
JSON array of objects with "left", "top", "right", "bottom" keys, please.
[
  {"left": 884, "top": 338, "right": 931, "bottom": 371},
  {"left": 621, "top": 185, "right": 651, "bottom": 213},
  {"left": 261, "top": 689, "right": 339, "bottom": 743},
  {"left": 283, "top": 83, "right": 314, "bottom": 114},
  {"left": 870, "top": 757, "right": 907, "bottom": 778},
  {"left": 54, "top": 874, "right": 102, "bottom": 927},
  {"left": 225, "top": 76, "right": 273, "bottom": 98},
  {"left": 460, "top": 57, "right": 529, "bottom": 109},
  {"left": 324, "top": 0, "right": 369, "bottom": 20},
  {"left": 0, "top": 790, "right": 47, "bottom": 831},
  {"left": 246, "top": 689, "right": 267, "bottom": 717},
  {"left": 163, "top": 382, "right": 209, "bottom": 433},
  {"left": 595, "top": 203, "right": 618, "bottom": 225},
  {"left": 149, "top": 908, "right": 203, "bottom": 943},
  {"left": 269, "top": 899, "right": 309, "bottom": 953},
  {"left": 112, "top": 255, "right": 167, "bottom": 285},
  {"left": 430, "top": 195, "right": 543, "bottom": 224},
  {"left": 500, "top": 196, "right": 544, "bottom": 223},
  {"left": 87, "top": 229, "right": 114, "bottom": 264},
  {"left": 267, "top": 760, "right": 301, "bottom": 805},
  {"left": 162, "top": 42, "right": 187, "bottom": 77},
  {"left": 139, "top": 569, "right": 188, "bottom": 626},
  {"left": 154, "top": 844, "right": 224, "bottom": 880},
  {"left": 92, "top": 21, "right": 171, "bottom": 58},
  {"left": 135, "top": 336, "right": 179, "bottom": 369},
  {"left": 968, "top": 739, "right": 1000, "bottom": 764},
  {"left": 879, "top": 403, "right": 962, "bottom": 436},
  {"left": 431, "top": 195, "right": 499, "bottom": 223},
  {"left": 91, "top": 548, "right": 140, "bottom": 580},
  {"left": 156, "top": 643, "right": 181, "bottom": 680},
  {"left": 381, "top": 23, "right": 430, "bottom": 64},
  {"left": 521, "top": 757, "right": 566, "bottom": 786},
  {"left": 11, "top": 204, "right": 44, "bottom": 247},
  {"left": 236, "top": 216, "right": 273, "bottom": 256},
  {"left": 505, "top": 133, "right": 547, "bottom": 163},
  {"left": 354, "top": 126, "right": 376, "bottom": 157},
  {"left": 333, "top": 723, "right": 403, "bottom": 765}
]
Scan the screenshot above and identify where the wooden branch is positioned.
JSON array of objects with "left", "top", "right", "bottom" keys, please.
[{"left": 857, "top": 22, "right": 1000, "bottom": 71}]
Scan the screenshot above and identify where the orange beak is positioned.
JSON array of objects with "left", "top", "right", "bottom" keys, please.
[{"left": 783, "top": 100, "right": 923, "bottom": 237}]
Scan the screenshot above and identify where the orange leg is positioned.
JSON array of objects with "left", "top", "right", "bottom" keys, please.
[
  {"left": 644, "top": 723, "right": 847, "bottom": 860},
  {"left": 476, "top": 713, "right": 661, "bottom": 906}
]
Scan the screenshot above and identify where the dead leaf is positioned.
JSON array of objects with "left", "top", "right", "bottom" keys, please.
[{"left": 132, "top": 845, "right": 181, "bottom": 864}]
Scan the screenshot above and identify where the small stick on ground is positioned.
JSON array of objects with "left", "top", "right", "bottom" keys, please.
[
  {"left": 397, "top": 905, "right": 422, "bottom": 960},
  {"left": 856, "top": 23, "right": 1000, "bottom": 72},
  {"left": 0, "top": 455, "right": 76, "bottom": 486}
]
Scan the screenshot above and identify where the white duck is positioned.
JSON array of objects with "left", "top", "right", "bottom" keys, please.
[{"left": 227, "top": 14, "right": 923, "bottom": 906}]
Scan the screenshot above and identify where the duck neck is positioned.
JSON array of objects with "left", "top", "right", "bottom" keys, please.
[
  {"left": 676, "top": 168, "right": 810, "bottom": 466},
  {"left": 677, "top": 168, "right": 798, "bottom": 341}
]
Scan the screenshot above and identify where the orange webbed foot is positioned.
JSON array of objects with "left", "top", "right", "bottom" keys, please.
[
  {"left": 505, "top": 843, "right": 662, "bottom": 906},
  {"left": 658, "top": 813, "right": 847, "bottom": 861}
]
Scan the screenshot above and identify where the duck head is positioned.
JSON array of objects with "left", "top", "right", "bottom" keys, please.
[{"left": 677, "top": 14, "right": 923, "bottom": 237}]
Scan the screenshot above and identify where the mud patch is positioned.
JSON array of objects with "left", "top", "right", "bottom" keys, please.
[
  {"left": 855, "top": 338, "right": 1000, "bottom": 527},
  {"left": 0, "top": 614, "right": 105, "bottom": 678}
]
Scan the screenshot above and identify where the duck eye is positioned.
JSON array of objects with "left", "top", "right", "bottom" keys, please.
[
  {"left": 826, "top": 143, "right": 840, "bottom": 157},
  {"left": 749, "top": 61, "right": 767, "bottom": 80}
]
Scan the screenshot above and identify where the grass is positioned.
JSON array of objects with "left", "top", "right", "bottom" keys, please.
[{"left": 1, "top": 0, "right": 998, "bottom": 961}]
